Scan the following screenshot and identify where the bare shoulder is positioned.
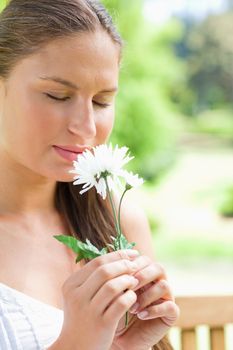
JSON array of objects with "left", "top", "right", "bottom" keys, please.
[{"left": 116, "top": 193, "right": 156, "bottom": 260}]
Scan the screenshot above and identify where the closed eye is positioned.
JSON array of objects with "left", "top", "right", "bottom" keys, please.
[
  {"left": 45, "top": 93, "right": 70, "bottom": 101},
  {"left": 45, "top": 93, "right": 110, "bottom": 108},
  {"left": 93, "top": 101, "right": 111, "bottom": 109}
]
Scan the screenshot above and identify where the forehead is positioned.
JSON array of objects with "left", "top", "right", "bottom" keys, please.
[{"left": 10, "top": 30, "right": 120, "bottom": 89}]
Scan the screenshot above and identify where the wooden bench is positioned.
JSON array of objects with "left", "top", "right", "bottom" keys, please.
[{"left": 172, "top": 295, "right": 233, "bottom": 350}]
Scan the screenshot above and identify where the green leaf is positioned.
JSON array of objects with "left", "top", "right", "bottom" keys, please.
[
  {"left": 110, "top": 233, "right": 136, "bottom": 250},
  {"left": 54, "top": 235, "right": 81, "bottom": 254},
  {"left": 54, "top": 233, "right": 136, "bottom": 265},
  {"left": 54, "top": 235, "right": 107, "bottom": 263},
  {"left": 119, "top": 234, "right": 136, "bottom": 249},
  {"left": 100, "top": 247, "right": 109, "bottom": 254}
]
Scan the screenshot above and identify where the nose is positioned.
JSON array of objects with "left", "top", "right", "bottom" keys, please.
[{"left": 67, "top": 99, "right": 96, "bottom": 140}]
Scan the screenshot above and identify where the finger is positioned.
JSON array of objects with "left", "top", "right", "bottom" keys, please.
[
  {"left": 137, "top": 300, "right": 180, "bottom": 325},
  {"left": 92, "top": 274, "right": 139, "bottom": 314},
  {"left": 63, "top": 249, "right": 140, "bottom": 290},
  {"left": 129, "top": 279, "right": 173, "bottom": 314},
  {"left": 129, "top": 255, "right": 152, "bottom": 281},
  {"left": 79, "top": 257, "right": 141, "bottom": 301},
  {"left": 103, "top": 289, "right": 137, "bottom": 324},
  {"left": 132, "top": 262, "right": 167, "bottom": 292},
  {"left": 134, "top": 281, "right": 154, "bottom": 298}
]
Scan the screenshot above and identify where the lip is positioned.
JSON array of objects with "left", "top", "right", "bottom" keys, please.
[{"left": 53, "top": 145, "right": 89, "bottom": 162}]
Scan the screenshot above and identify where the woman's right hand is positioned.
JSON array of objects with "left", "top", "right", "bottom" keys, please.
[{"left": 49, "top": 249, "right": 140, "bottom": 350}]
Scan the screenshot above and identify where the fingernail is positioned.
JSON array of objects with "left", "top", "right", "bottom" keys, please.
[
  {"left": 126, "top": 249, "right": 140, "bottom": 257},
  {"left": 137, "top": 310, "right": 149, "bottom": 319},
  {"left": 129, "top": 302, "right": 139, "bottom": 313}
]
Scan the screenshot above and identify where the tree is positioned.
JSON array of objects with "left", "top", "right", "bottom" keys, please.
[
  {"left": 102, "top": 0, "right": 186, "bottom": 179},
  {"left": 185, "top": 12, "right": 233, "bottom": 112}
]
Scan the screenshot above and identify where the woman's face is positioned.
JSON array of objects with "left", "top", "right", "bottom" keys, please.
[{"left": 0, "top": 31, "right": 120, "bottom": 182}]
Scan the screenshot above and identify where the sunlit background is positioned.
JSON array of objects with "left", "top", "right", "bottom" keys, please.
[
  {"left": 102, "top": 0, "right": 233, "bottom": 302},
  {"left": 144, "top": 0, "right": 229, "bottom": 24}
]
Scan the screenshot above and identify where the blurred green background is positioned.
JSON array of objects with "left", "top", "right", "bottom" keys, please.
[{"left": 101, "top": 0, "right": 233, "bottom": 298}]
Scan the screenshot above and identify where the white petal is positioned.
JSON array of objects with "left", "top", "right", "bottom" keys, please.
[
  {"left": 123, "top": 171, "right": 144, "bottom": 188},
  {"left": 69, "top": 143, "right": 140, "bottom": 197},
  {"left": 96, "top": 177, "right": 107, "bottom": 199},
  {"left": 80, "top": 184, "right": 93, "bottom": 194}
]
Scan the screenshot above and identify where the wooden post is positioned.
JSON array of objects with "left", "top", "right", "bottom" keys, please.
[
  {"left": 181, "top": 328, "right": 196, "bottom": 350},
  {"left": 210, "top": 327, "right": 225, "bottom": 350},
  {"left": 173, "top": 296, "right": 233, "bottom": 350}
]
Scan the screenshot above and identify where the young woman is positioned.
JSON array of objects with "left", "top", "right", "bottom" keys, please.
[{"left": 0, "top": 1, "right": 179, "bottom": 349}]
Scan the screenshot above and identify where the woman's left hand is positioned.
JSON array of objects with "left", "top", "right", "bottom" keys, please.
[{"left": 111, "top": 255, "right": 180, "bottom": 350}]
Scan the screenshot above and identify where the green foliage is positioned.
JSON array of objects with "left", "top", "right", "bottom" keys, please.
[
  {"left": 54, "top": 235, "right": 108, "bottom": 262},
  {"left": 111, "top": 80, "right": 177, "bottom": 179},
  {"left": 219, "top": 186, "right": 233, "bottom": 218},
  {"left": 54, "top": 233, "right": 135, "bottom": 263},
  {"left": 0, "top": 0, "right": 8, "bottom": 12},
  {"left": 108, "top": 235, "right": 136, "bottom": 251},
  {"left": 102, "top": 0, "right": 186, "bottom": 180},
  {"left": 183, "top": 12, "right": 233, "bottom": 112},
  {"left": 192, "top": 108, "right": 233, "bottom": 139},
  {"left": 154, "top": 235, "right": 233, "bottom": 261}
]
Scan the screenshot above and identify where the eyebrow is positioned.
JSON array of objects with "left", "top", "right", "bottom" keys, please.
[
  {"left": 39, "top": 76, "right": 78, "bottom": 90},
  {"left": 39, "top": 76, "right": 118, "bottom": 93}
]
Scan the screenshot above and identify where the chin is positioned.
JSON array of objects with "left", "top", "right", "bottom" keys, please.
[
  {"left": 57, "top": 177, "right": 74, "bottom": 183},
  {"left": 46, "top": 163, "right": 76, "bottom": 183},
  {"left": 54, "top": 173, "right": 75, "bottom": 183}
]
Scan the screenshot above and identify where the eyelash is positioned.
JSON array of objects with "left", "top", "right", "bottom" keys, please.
[
  {"left": 45, "top": 93, "right": 70, "bottom": 102},
  {"left": 45, "top": 93, "right": 110, "bottom": 108}
]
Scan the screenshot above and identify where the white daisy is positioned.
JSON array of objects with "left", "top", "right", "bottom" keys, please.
[
  {"left": 123, "top": 171, "right": 144, "bottom": 189},
  {"left": 69, "top": 144, "right": 142, "bottom": 199}
]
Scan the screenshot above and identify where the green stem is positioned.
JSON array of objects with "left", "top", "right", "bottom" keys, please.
[
  {"left": 117, "top": 188, "right": 128, "bottom": 248},
  {"left": 125, "top": 309, "right": 129, "bottom": 327},
  {"left": 104, "top": 178, "right": 121, "bottom": 238},
  {"left": 104, "top": 178, "right": 130, "bottom": 327},
  {"left": 119, "top": 189, "right": 131, "bottom": 328}
]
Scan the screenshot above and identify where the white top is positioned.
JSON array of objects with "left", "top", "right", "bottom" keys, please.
[{"left": 0, "top": 283, "right": 64, "bottom": 350}]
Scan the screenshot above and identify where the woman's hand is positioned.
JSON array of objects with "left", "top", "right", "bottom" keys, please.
[
  {"left": 50, "top": 249, "right": 140, "bottom": 350},
  {"left": 112, "top": 255, "right": 179, "bottom": 350}
]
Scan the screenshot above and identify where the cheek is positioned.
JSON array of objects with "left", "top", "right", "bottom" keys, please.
[
  {"left": 24, "top": 102, "right": 59, "bottom": 137},
  {"left": 1, "top": 92, "right": 58, "bottom": 156}
]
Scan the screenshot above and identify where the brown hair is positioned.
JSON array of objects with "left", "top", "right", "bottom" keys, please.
[{"left": 0, "top": 1, "right": 172, "bottom": 348}]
